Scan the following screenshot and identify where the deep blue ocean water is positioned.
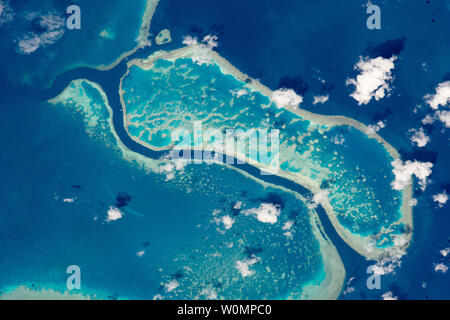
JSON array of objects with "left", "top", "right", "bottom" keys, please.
[{"left": 0, "top": 0, "right": 449, "bottom": 299}]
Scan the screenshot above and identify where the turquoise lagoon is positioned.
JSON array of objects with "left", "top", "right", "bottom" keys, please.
[
  {"left": 120, "top": 47, "right": 412, "bottom": 258},
  {"left": 0, "top": 79, "right": 344, "bottom": 299}
]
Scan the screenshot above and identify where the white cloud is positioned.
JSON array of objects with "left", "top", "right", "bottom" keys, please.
[
  {"left": 236, "top": 256, "right": 259, "bottom": 277},
  {"left": 409, "top": 198, "right": 418, "bottom": 207},
  {"left": 202, "top": 34, "right": 219, "bottom": 48},
  {"left": 157, "top": 158, "right": 189, "bottom": 181},
  {"left": 282, "top": 220, "right": 294, "bottom": 231},
  {"left": 435, "top": 110, "right": 450, "bottom": 128},
  {"left": 182, "top": 35, "right": 198, "bottom": 46},
  {"left": 433, "top": 192, "right": 448, "bottom": 207},
  {"left": 421, "top": 82, "right": 450, "bottom": 128},
  {"left": 366, "top": 120, "right": 386, "bottom": 134},
  {"left": 346, "top": 56, "right": 396, "bottom": 105},
  {"left": 233, "top": 201, "right": 243, "bottom": 210},
  {"left": 391, "top": 159, "right": 433, "bottom": 191},
  {"left": 219, "top": 215, "right": 235, "bottom": 230},
  {"left": 421, "top": 114, "right": 435, "bottom": 125},
  {"left": 308, "top": 189, "right": 329, "bottom": 209},
  {"left": 282, "top": 220, "right": 295, "bottom": 239},
  {"left": 272, "top": 88, "right": 303, "bottom": 109},
  {"left": 164, "top": 279, "right": 179, "bottom": 292},
  {"left": 106, "top": 206, "right": 123, "bottom": 222},
  {"left": 434, "top": 263, "right": 448, "bottom": 273},
  {"left": 409, "top": 128, "right": 430, "bottom": 147},
  {"left": 16, "top": 12, "right": 65, "bottom": 54},
  {"left": 381, "top": 291, "right": 398, "bottom": 300},
  {"left": 342, "top": 286, "right": 355, "bottom": 295},
  {"left": 440, "top": 247, "right": 450, "bottom": 257},
  {"left": 182, "top": 34, "right": 219, "bottom": 65},
  {"left": 424, "top": 81, "right": 450, "bottom": 109},
  {"left": 199, "top": 286, "right": 218, "bottom": 300},
  {"left": 242, "top": 203, "right": 281, "bottom": 224},
  {"left": 136, "top": 250, "right": 145, "bottom": 257},
  {"left": 312, "top": 95, "right": 329, "bottom": 105}
]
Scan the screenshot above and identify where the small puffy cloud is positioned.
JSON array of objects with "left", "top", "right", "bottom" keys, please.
[
  {"left": 342, "top": 277, "right": 356, "bottom": 295},
  {"left": 409, "top": 128, "right": 430, "bottom": 147},
  {"left": 282, "top": 220, "right": 294, "bottom": 231},
  {"left": 308, "top": 189, "right": 329, "bottom": 209},
  {"left": 157, "top": 158, "right": 188, "bottom": 181},
  {"left": 312, "top": 94, "right": 329, "bottom": 105},
  {"left": 164, "top": 279, "right": 179, "bottom": 292},
  {"left": 63, "top": 198, "right": 76, "bottom": 203},
  {"left": 409, "top": 198, "right": 418, "bottom": 207},
  {"left": 212, "top": 211, "right": 235, "bottom": 230},
  {"left": 182, "top": 34, "right": 219, "bottom": 65},
  {"left": 342, "top": 286, "right": 355, "bottom": 295},
  {"left": 434, "top": 263, "right": 448, "bottom": 274},
  {"left": 215, "top": 214, "right": 234, "bottom": 230},
  {"left": 381, "top": 292, "right": 398, "bottom": 300},
  {"left": 136, "top": 250, "right": 145, "bottom": 257},
  {"left": 424, "top": 81, "right": 450, "bottom": 109},
  {"left": 106, "top": 206, "right": 123, "bottom": 222},
  {"left": 236, "top": 256, "right": 259, "bottom": 277},
  {"left": 366, "top": 120, "right": 386, "bottom": 134},
  {"left": 202, "top": 34, "right": 219, "bottom": 48},
  {"left": 435, "top": 110, "right": 450, "bottom": 128},
  {"left": 221, "top": 215, "right": 234, "bottom": 229},
  {"left": 233, "top": 201, "right": 243, "bottom": 210},
  {"left": 242, "top": 203, "right": 281, "bottom": 224},
  {"left": 282, "top": 220, "right": 295, "bottom": 239},
  {"left": 421, "top": 82, "right": 450, "bottom": 128},
  {"left": 346, "top": 56, "right": 396, "bottom": 105},
  {"left": 182, "top": 35, "right": 198, "bottom": 46},
  {"left": 440, "top": 247, "right": 450, "bottom": 257},
  {"left": 272, "top": 88, "right": 303, "bottom": 109},
  {"left": 391, "top": 159, "right": 433, "bottom": 191},
  {"left": 433, "top": 192, "right": 448, "bottom": 207},
  {"left": 199, "top": 286, "right": 218, "bottom": 300},
  {"left": 183, "top": 34, "right": 218, "bottom": 49},
  {"left": 421, "top": 114, "right": 435, "bottom": 125}
]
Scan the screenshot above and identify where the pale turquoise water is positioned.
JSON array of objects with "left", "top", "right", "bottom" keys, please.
[
  {"left": 0, "top": 79, "right": 334, "bottom": 299},
  {"left": 122, "top": 57, "right": 403, "bottom": 241}
]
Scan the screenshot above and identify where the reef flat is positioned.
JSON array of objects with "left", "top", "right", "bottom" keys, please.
[
  {"left": 120, "top": 45, "right": 413, "bottom": 261},
  {"left": 40, "top": 79, "right": 346, "bottom": 299}
]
